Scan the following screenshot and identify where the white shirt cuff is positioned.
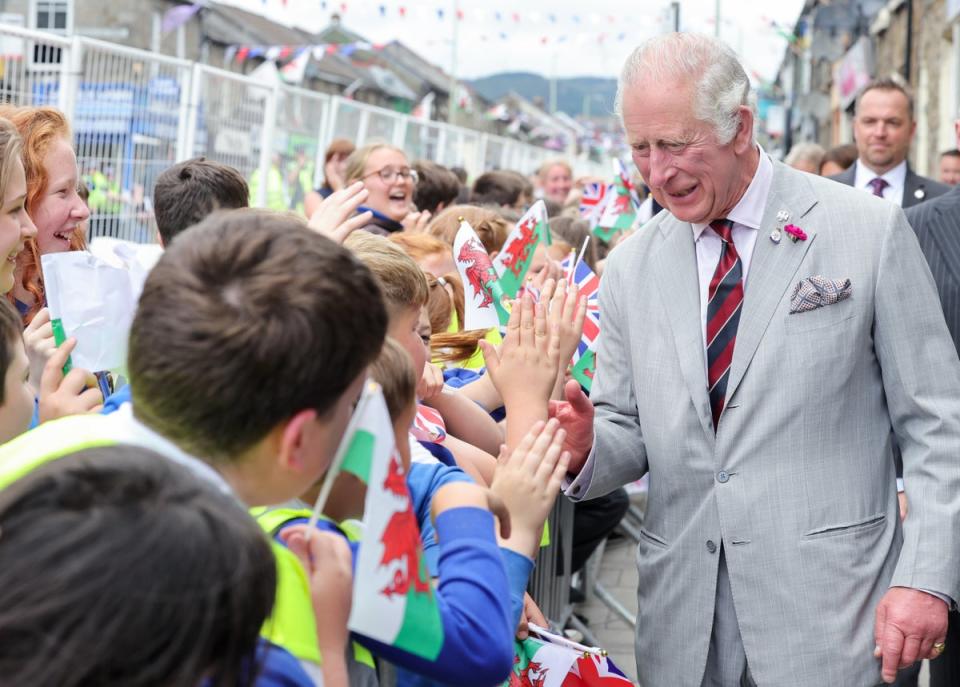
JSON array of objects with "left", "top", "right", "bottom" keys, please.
[{"left": 562, "top": 434, "right": 598, "bottom": 500}]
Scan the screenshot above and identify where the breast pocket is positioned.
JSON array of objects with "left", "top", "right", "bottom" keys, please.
[{"left": 785, "top": 298, "right": 856, "bottom": 334}]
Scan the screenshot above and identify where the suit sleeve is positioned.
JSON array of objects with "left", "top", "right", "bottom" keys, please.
[
  {"left": 873, "top": 204, "right": 960, "bottom": 601},
  {"left": 565, "top": 246, "right": 648, "bottom": 502}
]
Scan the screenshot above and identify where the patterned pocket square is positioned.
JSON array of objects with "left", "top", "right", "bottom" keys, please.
[{"left": 789, "top": 276, "right": 852, "bottom": 314}]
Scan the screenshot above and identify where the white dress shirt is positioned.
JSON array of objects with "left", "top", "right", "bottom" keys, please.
[
  {"left": 692, "top": 149, "right": 772, "bottom": 356},
  {"left": 853, "top": 159, "right": 907, "bottom": 206}
]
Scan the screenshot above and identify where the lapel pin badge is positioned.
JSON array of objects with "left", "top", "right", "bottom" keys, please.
[
  {"left": 771, "top": 210, "right": 789, "bottom": 244},
  {"left": 914, "top": 188, "right": 925, "bottom": 200}
]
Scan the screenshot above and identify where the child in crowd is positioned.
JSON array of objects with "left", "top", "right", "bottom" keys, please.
[
  {"left": 0, "top": 210, "right": 390, "bottom": 685},
  {"left": 274, "top": 310, "right": 572, "bottom": 687},
  {"left": 427, "top": 204, "right": 509, "bottom": 256},
  {"left": 0, "top": 445, "right": 282, "bottom": 686},
  {"left": 345, "top": 231, "right": 504, "bottom": 477},
  {"left": 152, "top": 156, "right": 249, "bottom": 246},
  {"left": 0, "top": 106, "right": 89, "bottom": 324},
  {"left": 261, "top": 337, "right": 530, "bottom": 686},
  {"left": 344, "top": 143, "right": 429, "bottom": 235},
  {"left": 412, "top": 160, "right": 461, "bottom": 215},
  {"left": 471, "top": 170, "right": 533, "bottom": 210},
  {"left": 0, "top": 116, "right": 101, "bottom": 429}
]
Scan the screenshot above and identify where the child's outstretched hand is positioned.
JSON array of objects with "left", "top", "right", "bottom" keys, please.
[
  {"left": 308, "top": 181, "right": 373, "bottom": 244},
  {"left": 480, "top": 286, "right": 560, "bottom": 409},
  {"left": 490, "top": 419, "right": 571, "bottom": 558},
  {"left": 282, "top": 525, "right": 353, "bottom": 686},
  {"left": 548, "top": 278, "right": 587, "bottom": 374},
  {"left": 38, "top": 338, "right": 104, "bottom": 423},
  {"left": 23, "top": 307, "right": 55, "bottom": 396}
]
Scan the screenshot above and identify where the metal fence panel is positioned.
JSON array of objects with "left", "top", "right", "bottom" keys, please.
[
  {"left": 0, "top": 23, "right": 608, "bottom": 243},
  {"left": 73, "top": 39, "right": 191, "bottom": 243},
  {"left": 191, "top": 65, "right": 271, "bottom": 198}
]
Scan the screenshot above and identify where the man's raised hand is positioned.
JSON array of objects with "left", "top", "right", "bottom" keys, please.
[{"left": 548, "top": 379, "right": 595, "bottom": 474}]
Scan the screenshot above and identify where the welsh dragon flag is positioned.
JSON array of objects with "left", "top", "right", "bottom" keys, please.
[
  {"left": 503, "top": 628, "right": 633, "bottom": 686},
  {"left": 494, "top": 200, "right": 551, "bottom": 298},
  {"left": 454, "top": 219, "right": 510, "bottom": 329},
  {"left": 594, "top": 159, "right": 639, "bottom": 243},
  {"left": 344, "top": 384, "right": 444, "bottom": 660}
]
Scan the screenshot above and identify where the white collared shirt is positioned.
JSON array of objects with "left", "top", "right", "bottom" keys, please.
[
  {"left": 853, "top": 159, "right": 907, "bottom": 206},
  {"left": 691, "top": 149, "right": 773, "bottom": 353}
]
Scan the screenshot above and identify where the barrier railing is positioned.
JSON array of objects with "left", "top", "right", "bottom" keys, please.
[{"left": 0, "top": 23, "right": 606, "bottom": 242}]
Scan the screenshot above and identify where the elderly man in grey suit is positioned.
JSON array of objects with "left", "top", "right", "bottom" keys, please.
[
  {"left": 831, "top": 77, "right": 949, "bottom": 208},
  {"left": 552, "top": 33, "right": 960, "bottom": 686}
]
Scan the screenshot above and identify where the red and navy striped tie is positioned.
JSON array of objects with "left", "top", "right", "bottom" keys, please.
[{"left": 706, "top": 219, "right": 743, "bottom": 429}]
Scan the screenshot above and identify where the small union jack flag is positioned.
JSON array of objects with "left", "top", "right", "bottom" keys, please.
[
  {"left": 579, "top": 182, "right": 608, "bottom": 225},
  {"left": 560, "top": 257, "right": 600, "bottom": 366},
  {"left": 411, "top": 404, "right": 447, "bottom": 444}
]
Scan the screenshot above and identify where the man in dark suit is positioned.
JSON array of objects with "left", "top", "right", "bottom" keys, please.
[
  {"left": 903, "top": 125, "right": 960, "bottom": 686},
  {"left": 832, "top": 77, "right": 949, "bottom": 208}
]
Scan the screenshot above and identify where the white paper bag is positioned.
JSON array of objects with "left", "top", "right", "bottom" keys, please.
[{"left": 41, "top": 246, "right": 155, "bottom": 373}]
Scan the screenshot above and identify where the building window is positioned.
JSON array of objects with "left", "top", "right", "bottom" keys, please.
[
  {"left": 32, "top": 0, "right": 71, "bottom": 33},
  {"left": 28, "top": 0, "right": 72, "bottom": 66}
]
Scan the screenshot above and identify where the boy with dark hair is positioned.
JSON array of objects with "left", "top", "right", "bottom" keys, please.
[
  {"left": 130, "top": 209, "right": 385, "bottom": 474},
  {"left": 412, "top": 160, "right": 460, "bottom": 215},
  {"left": 471, "top": 170, "right": 532, "bottom": 210},
  {"left": 152, "top": 157, "right": 249, "bottom": 245},
  {"left": 0, "top": 210, "right": 390, "bottom": 685},
  {"left": 0, "top": 445, "right": 279, "bottom": 686}
]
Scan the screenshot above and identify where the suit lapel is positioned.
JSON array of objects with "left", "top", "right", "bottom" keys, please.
[
  {"left": 653, "top": 215, "right": 714, "bottom": 440},
  {"left": 903, "top": 170, "right": 921, "bottom": 208},
  {"left": 724, "top": 165, "right": 818, "bottom": 405}
]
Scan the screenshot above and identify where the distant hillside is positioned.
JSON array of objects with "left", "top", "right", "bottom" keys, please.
[{"left": 469, "top": 72, "right": 617, "bottom": 119}]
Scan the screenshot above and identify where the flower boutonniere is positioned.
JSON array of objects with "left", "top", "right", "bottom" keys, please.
[{"left": 784, "top": 224, "right": 807, "bottom": 242}]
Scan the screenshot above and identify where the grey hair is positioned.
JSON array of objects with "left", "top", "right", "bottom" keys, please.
[
  {"left": 615, "top": 33, "right": 753, "bottom": 145},
  {"left": 784, "top": 142, "right": 826, "bottom": 168}
]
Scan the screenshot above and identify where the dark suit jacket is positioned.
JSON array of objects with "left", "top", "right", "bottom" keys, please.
[
  {"left": 830, "top": 162, "right": 950, "bottom": 208},
  {"left": 906, "top": 187, "right": 960, "bottom": 350}
]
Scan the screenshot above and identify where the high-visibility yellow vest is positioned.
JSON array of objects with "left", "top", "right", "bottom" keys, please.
[
  {"left": 0, "top": 416, "right": 322, "bottom": 666},
  {"left": 251, "top": 506, "right": 376, "bottom": 669}
]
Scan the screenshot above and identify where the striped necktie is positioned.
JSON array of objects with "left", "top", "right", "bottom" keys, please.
[{"left": 706, "top": 219, "right": 743, "bottom": 429}]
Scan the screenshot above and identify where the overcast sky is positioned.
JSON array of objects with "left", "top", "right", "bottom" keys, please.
[{"left": 216, "top": 0, "right": 804, "bottom": 83}]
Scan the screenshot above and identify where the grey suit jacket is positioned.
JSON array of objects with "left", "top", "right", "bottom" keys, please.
[
  {"left": 831, "top": 162, "right": 950, "bottom": 207},
  {"left": 570, "top": 160, "right": 960, "bottom": 685},
  {"left": 906, "top": 187, "right": 960, "bottom": 351}
]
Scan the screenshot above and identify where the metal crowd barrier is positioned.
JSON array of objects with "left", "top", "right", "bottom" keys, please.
[{"left": 0, "top": 22, "right": 608, "bottom": 244}]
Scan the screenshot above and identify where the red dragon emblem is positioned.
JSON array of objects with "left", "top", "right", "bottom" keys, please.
[
  {"left": 500, "top": 217, "right": 537, "bottom": 279},
  {"left": 612, "top": 192, "right": 630, "bottom": 214},
  {"left": 378, "top": 454, "right": 431, "bottom": 598},
  {"left": 457, "top": 237, "right": 498, "bottom": 308},
  {"left": 509, "top": 655, "right": 548, "bottom": 687}
]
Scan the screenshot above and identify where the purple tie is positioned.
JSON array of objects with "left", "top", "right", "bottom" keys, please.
[{"left": 868, "top": 177, "right": 888, "bottom": 198}]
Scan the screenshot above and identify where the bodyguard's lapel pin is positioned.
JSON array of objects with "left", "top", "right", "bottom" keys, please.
[
  {"left": 771, "top": 210, "right": 789, "bottom": 244},
  {"left": 914, "top": 188, "right": 925, "bottom": 200}
]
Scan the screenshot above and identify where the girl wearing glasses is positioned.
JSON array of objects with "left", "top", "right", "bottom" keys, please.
[{"left": 343, "top": 143, "right": 430, "bottom": 235}]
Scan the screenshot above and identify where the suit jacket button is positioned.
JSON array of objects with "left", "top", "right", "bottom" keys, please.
[
  {"left": 706, "top": 540, "right": 717, "bottom": 553},
  {"left": 717, "top": 471, "right": 730, "bottom": 483}
]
